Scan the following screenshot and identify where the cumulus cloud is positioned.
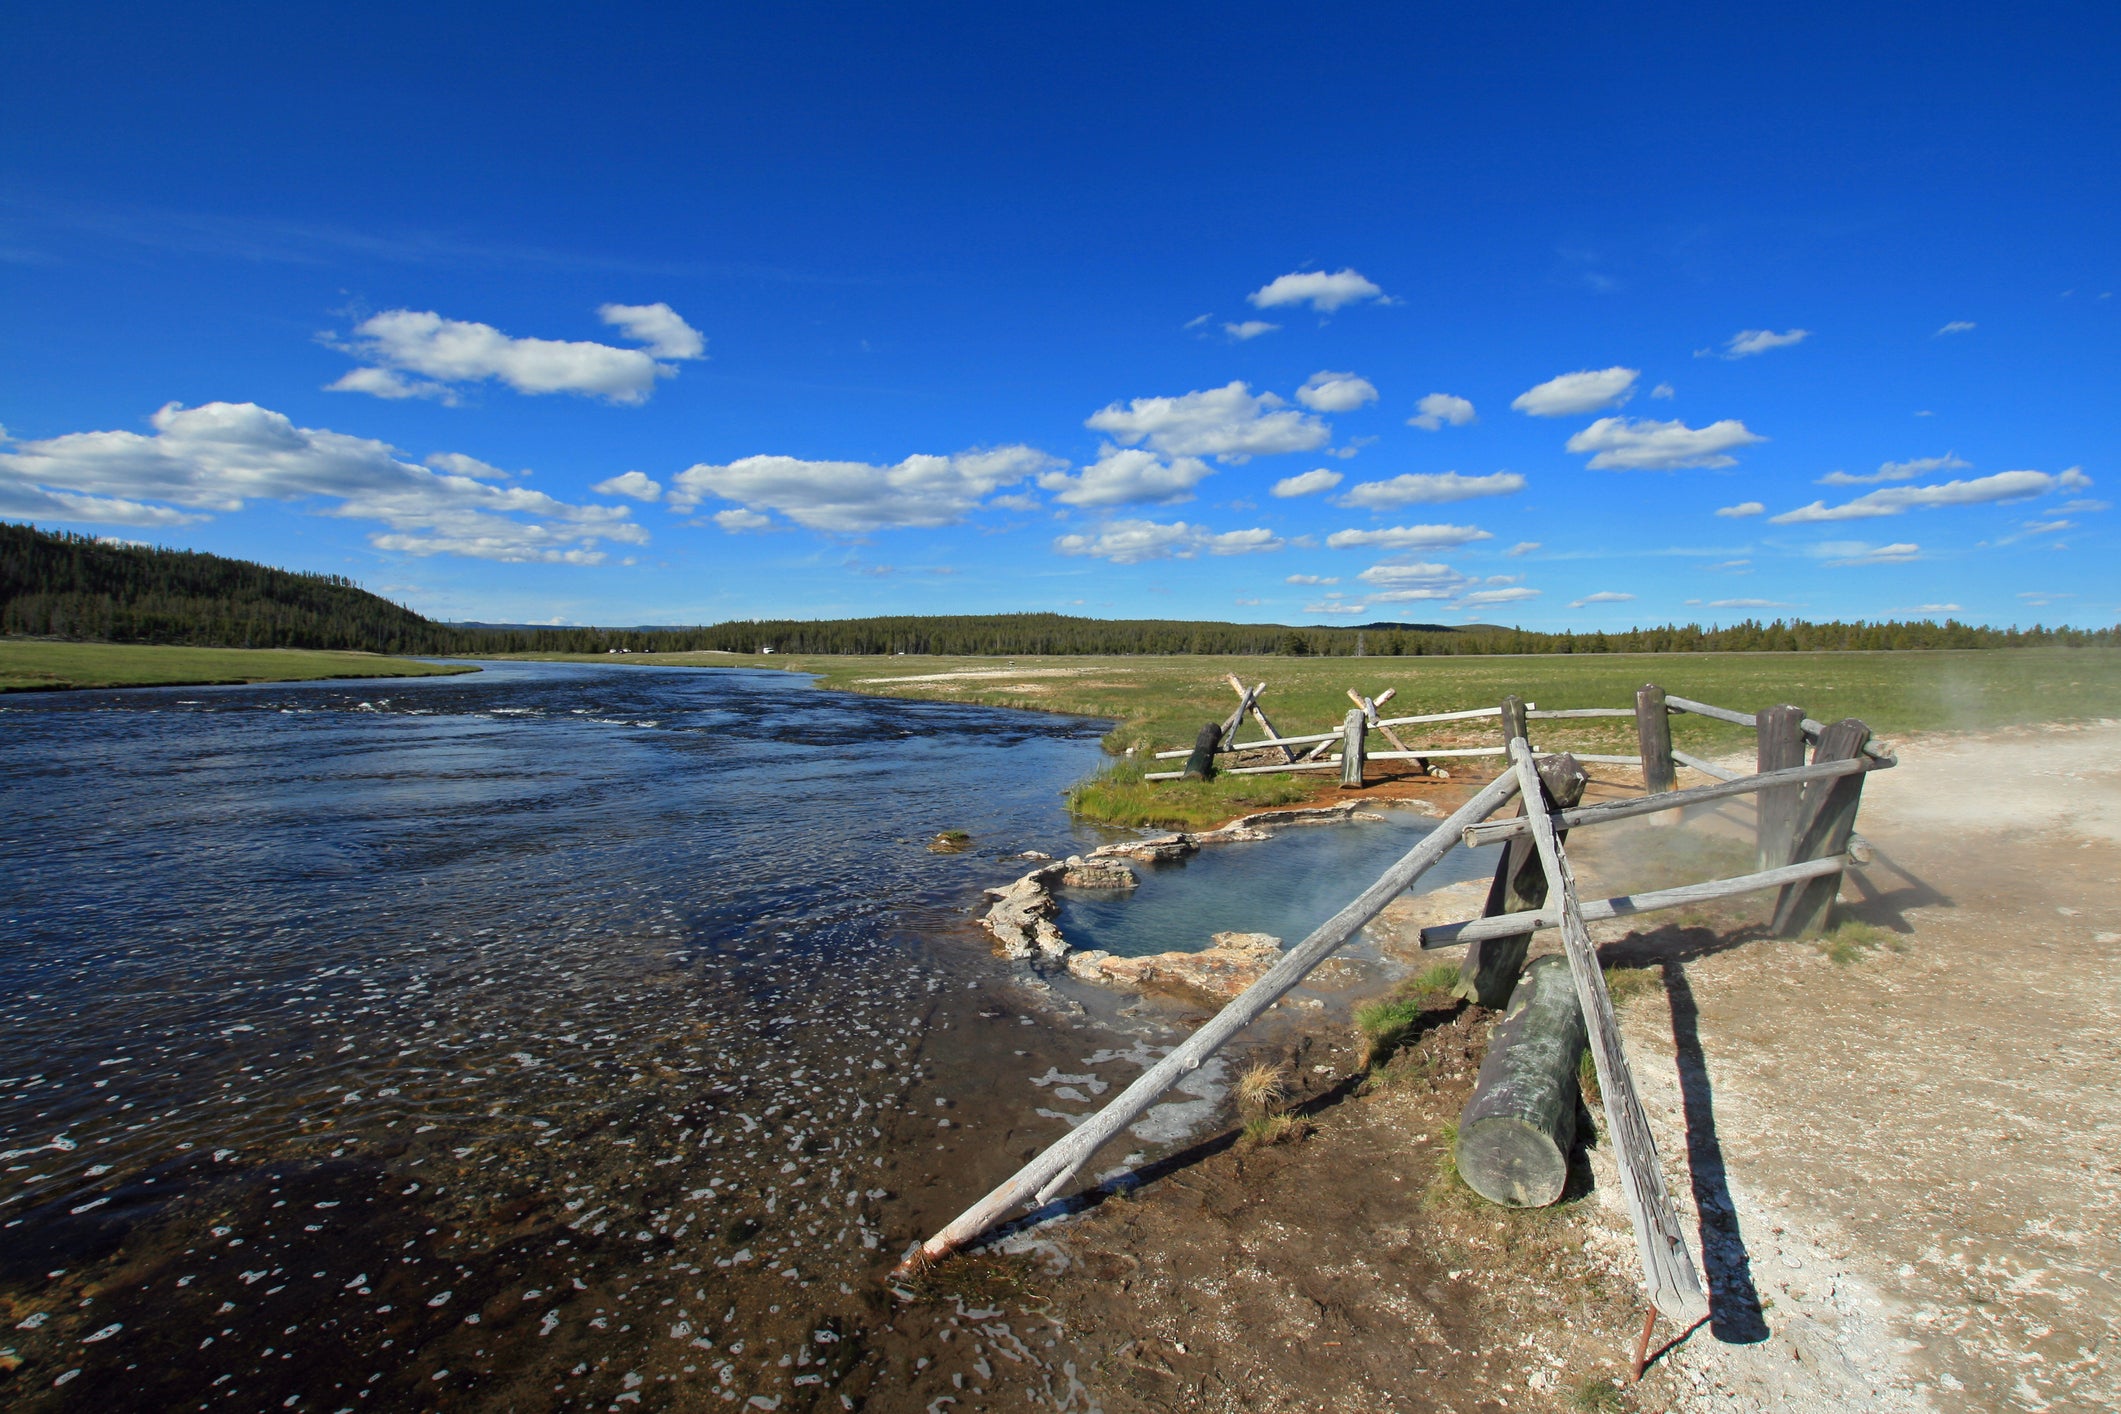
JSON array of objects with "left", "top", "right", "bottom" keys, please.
[
  {"left": 712, "top": 508, "right": 771, "bottom": 532},
  {"left": 1285, "top": 574, "right": 1338, "bottom": 585},
  {"left": 669, "top": 445, "right": 1059, "bottom": 533},
  {"left": 1356, "top": 562, "right": 1469, "bottom": 599},
  {"left": 1650, "top": 382, "right": 1676, "bottom": 400},
  {"left": 1338, "top": 471, "right": 1525, "bottom": 508},
  {"left": 1085, "top": 381, "right": 1329, "bottom": 463},
  {"left": 1716, "top": 328, "right": 1810, "bottom": 358},
  {"left": 1247, "top": 268, "right": 1388, "bottom": 313},
  {"left": 1052, "top": 519, "right": 1284, "bottom": 564},
  {"left": 1769, "top": 467, "right": 2089, "bottom": 523},
  {"left": 1307, "top": 601, "right": 1369, "bottom": 615},
  {"left": 1566, "top": 416, "right": 1765, "bottom": 470},
  {"left": 1820, "top": 453, "right": 1969, "bottom": 486},
  {"left": 1511, "top": 367, "right": 1639, "bottom": 417},
  {"left": 1223, "top": 320, "right": 1278, "bottom": 340},
  {"left": 1935, "top": 321, "right": 1976, "bottom": 337},
  {"left": 328, "top": 304, "right": 704, "bottom": 404},
  {"left": 1911, "top": 603, "right": 1963, "bottom": 613},
  {"left": 1272, "top": 468, "right": 1343, "bottom": 498},
  {"left": 1570, "top": 591, "right": 1636, "bottom": 607},
  {"left": 1326, "top": 524, "right": 1492, "bottom": 550},
  {"left": 0, "top": 400, "right": 645, "bottom": 561},
  {"left": 596, "top": 302, "right": 706, "bottom": 359},
  {"left": 1817, "top": 540, "right": 1921, "bottom": 565},
  {"left": 1505, "top": 541, "right": 1541, "bottom": 556},
  {"left": 1463, "top": 586, "right": 1541, "bottom": 605},
  {"left": 593, "top": 470, "right": 663, "bottom": 501},
  {"left": 1037, "top": 447, "right": 1213, "bottom": 507},
  {"left": 1715, "top": 501, "right": 1765, "bottom": 518},
  {"left": 1294, "top": 371, "right": 1379, "bottom": 413},
  {"left": 1407, "top": 393, "right": 1475, "bottom": 431}
]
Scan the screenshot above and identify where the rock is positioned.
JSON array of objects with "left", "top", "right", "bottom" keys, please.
[
  {"left": 1088, "top": 931, "right": 1283, "bottom": 1007},
  {"left": 1090, "top": 832, "right": 1196, "bottom": 863},
  {"left": 1060, "top": 858, "right": 1140, "bottom": 889},
  {"left": 1064, "top": 948, "right": 1112, "bottom": 981},
  {"left": 1368, "top": 879, "right": 1492, "bottom": 962},
  {"left": 1016, "top": 849, "right": 1053, "bottom": 860},
  {"left": 981, "top": 864, "right": 1070, "bottom": 959}
]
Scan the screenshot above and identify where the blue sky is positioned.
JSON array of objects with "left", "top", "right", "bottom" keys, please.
[{"left": 2, "top": 2, "right": 2115, "bottom": 629}]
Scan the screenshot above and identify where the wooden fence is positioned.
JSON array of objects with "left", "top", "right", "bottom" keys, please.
[{"left": 901, "top": 682, "right": 1895, "bottom": 1378}]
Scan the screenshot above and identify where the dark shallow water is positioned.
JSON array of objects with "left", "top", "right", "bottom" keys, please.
[{"left": 0, "top": 661, "right": 1474, "bottom": 1411}]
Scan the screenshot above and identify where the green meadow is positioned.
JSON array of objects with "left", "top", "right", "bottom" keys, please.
[{"left": 0, "top": 640, "right": 479, "bottom": 693}]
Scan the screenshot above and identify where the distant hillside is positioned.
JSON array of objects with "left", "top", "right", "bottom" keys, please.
[{"left": 3, "top": 522, "right": 2112, "bottom": 658}]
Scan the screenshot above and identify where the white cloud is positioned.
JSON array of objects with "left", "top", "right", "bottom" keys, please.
[
  {"left": 1718, "top": 328, "right": 1810, "bottom": 358},
  {"left": 1505, "top": 541, "right": 1541, "bottom": 556},
  {"left": 2021, "top": 519, "right": 2072, "bottom": 535},
  {"left": 593, "top": 470, "right": 663, "bottom": 501},
  {"left": 1296, "top": 371, "right": 1379, "bottom": 413},
  {"left": 0, "top": 400, "right": 644, "bottom": 561},
  {"left": 1512, "top": 367, "right": 1639, "bottom": 417},
  {"left": 712, "top": 508, "right": 771, "bottom": 532},
  {"left": 1223, "top": 320, "right": 1279, "bottom": 341},
  {"left": 596, "top": 302, "right": 706, "bottom": 359},
  {"left": 1307, "top": 602, "right": 1370, "bottom": 615},
  {"left": 1566, "top": 416, "right": 1765, "bottom": 470},
  {"left": 1463, "top": 586, "right": 1541, "bottom": 605},
  {"left": 1247, "top": 268, "right": 1387, "bottom": 313},
  {"left": 1570, "top": 591, "right": 1636, "bottom": 607},
  {"left": 2060, "top": 498, "right": 2110, "bottom": 513},
  {"left": 1037, "top": 447, "right": 1213, "bottom": 507},
  {"left": 1407, "top": 392, "right": 1476, "bottom": 431},
  {"left": 1715, "top": 501, "right": 1765, "bottom": 518},
  {"left": 1085, "top": 381, "right": 1329, "bottom": 463},
  {"left": 1650, "top": 382, "right": 1676, "bottom": 400},
  {"left": 1770, "top": 468, "right": 2089, "bottom": 523},
  {"left": 1182, "top": 314, "right": 1212, "bottom": 331},
  {"left": 1820, "top": 453, "right": 1969, "bottom": 486},
  {"left": 1911, "top": 603, "right": 1963, "bottom": 613},
  {"left": 1710, "top": 598, "right": 1792, "bottom": 609},
  {"left": 1326, "top": 524, "right": 1493, "bottom": 550},
  {"left": 1338, "top": 471, "right": 1524, "bottom": 508},
  {"left": 1935, "top": 321, "right": 1976, "bottom": 337},
  {"left": 1052, "top": 519, "right": 1284, "bottom": 564},
  {"left": 1285, "top": 574, "right": 1338, "bottom": 585},
  {"left": 329, "top": 305, "right": 704, "bottom": 404},
  {"left": 1272, "top": 468, "right": 1343, "bottom": 499},
  {"left": 670, "top": 445, "right": 1059, "bottom": 532},
  {"left": 1358, "top": 561, "right": 1465, "bottom": 587},
  {"left": 1817, "top": 540, "right": 1921, "bottom": 565}
]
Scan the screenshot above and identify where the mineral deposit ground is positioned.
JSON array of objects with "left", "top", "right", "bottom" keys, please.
[{"left": 890, "top": 721, "right": 2120, "bottom": 1414}]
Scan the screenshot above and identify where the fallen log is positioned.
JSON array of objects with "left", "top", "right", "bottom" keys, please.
[{"left": 1455, "top": 954, "right": 1587, "bottom": 1207}]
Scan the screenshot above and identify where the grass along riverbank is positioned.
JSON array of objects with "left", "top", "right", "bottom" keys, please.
[{"left": 0, "top": 639, "right": 480, "bottom": 693}]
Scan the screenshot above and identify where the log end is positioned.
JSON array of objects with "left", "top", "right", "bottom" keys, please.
[{"left": 1455, "top": 1115, "right": 1571, "bottom": 1208}]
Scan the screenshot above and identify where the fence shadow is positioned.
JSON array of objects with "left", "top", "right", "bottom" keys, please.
[{"left": 1663, "top": 961, "right": 1770, "bottom": 1343}]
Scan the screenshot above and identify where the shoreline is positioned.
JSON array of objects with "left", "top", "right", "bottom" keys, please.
[{"left": 0, "top": 639, "right": 481, "bottom": 694}]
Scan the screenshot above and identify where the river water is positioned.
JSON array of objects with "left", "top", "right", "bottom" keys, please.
[{"left": 0, "top": 662, "right": 1460, "bottom": 1411}]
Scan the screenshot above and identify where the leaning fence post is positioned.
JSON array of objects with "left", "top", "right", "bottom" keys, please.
[
  {"left": 1339, "top": 707, "right": 1368, "bottom": 788},
  {"left": 1181, "top": 722, "right": 1221, "bottom": 781},
  {"left": 1500, "top": 693, "right": 1529, "bottom": 747},
  {"left": 1755, "top": 704, "right": 1806, "bottom": 870},
  {"left": 1771, "top": 718, "right": 1872, "bottom": 937},
  {"left": 1635, "top": 684, "right": 1676, "bottom": 802},
  {"left": 1457, "top": 751, "right": 1588, "bottom": 1008}
]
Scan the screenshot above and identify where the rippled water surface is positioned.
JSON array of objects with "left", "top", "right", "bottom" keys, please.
[{"left": 1, "top": 662, "right": 1190, "bottom": 1410}]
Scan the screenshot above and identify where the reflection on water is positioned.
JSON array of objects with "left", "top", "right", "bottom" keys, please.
[
  {"left": 1056, "top": 810, "right": 1493, "bottom": 958},
  {"left": 0, "top": 662, "right": 1166, "bottom": 1409}
]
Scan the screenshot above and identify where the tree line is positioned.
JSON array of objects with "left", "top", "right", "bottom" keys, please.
[{"left": 5, "top": 521, "right": 2115, "bottom": 658}]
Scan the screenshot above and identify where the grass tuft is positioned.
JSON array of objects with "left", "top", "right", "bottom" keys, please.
[
  {"left": 1240, "top": 1112, "right": 1309, "bottom": 1147},
  {"left": 1817, "top": 918, "right": 1904, "bottom": 964},
  {"left": 1569, "top": 1376, "right": 1627, "bottom": 1412},
  {"left": 1236, "top": 1061, "right": 1290, "bottom": 1117},
  {"left": 1601, "top": 964, "right": 1661, "bottom": 1006},
  {"left": 1064, "top": 760, "right": 1311, "bottom": 831}
]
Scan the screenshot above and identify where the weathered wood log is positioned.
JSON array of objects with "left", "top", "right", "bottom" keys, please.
[
  {"left": 1666, "top": 693, "right": 1896, "bottom": 764},
  {"left": 1418, "top": 854, "right": 1850, "bottom": 948},
  {"left": 1670, "top": 749, "right": 1740, "bottom": 781},
  {"left": 1339, "top": 707, "right": 1367, "bottom": 789},
  {"left": 1527, "top": 707, "right": 1637, "bottom": 719},
  {"left": 1755, "top": 704, "right": 1806, "bottom": 871},
  {"left": 1507, "top": 737, "right": 1708, "bottom": 1323},
  {"left": 1636, "top": 684, "right": 1677, "bottom": 801},
  {"left": 1217, "top": 680, "right": 1261, "bottom": 750},
  {"left": 1463, "top": 754, "right": 1877, "bottom": 847},
  {"left": 1457, "top": 752, "right": 1587, "bottom": 1007},
  {"left": 1455, "top": 954, "right": 1587, "bottom": 1206},
  {"left": 1350, "top": 688, "right": 1415, "bottom": 754},
  {"left": 1772, "top": 718, "right": 1872, "bottom": 937},
  {"left": 1230, "top": 674, "right": 1297, "bottom": 763},
  {"left": 1500, "top": 694, "right": 1529, "bottom": 745},
  {"left": 1181, "top": 722, "right": 1221, "bottom": 781},
  {"left": 894, "top": 770, "right": 1524, "bottom": 1274}
]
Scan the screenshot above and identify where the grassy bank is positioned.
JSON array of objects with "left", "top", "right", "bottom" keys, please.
[{"left": 0, "top": 639, "right": 480, "bottom": 693}]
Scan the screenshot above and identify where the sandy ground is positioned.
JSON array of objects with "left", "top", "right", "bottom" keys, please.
[{"left": 922, "top": 721, "right": 2121, "bottom": 1413}]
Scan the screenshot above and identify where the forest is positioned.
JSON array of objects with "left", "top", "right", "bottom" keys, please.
[{"left": 5, "top": 521, "right": 2114, "bottom": 658}]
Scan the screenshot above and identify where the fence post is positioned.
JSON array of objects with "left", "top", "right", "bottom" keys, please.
[
  {"left": 1635, "top": 684, "right": 1676, "bottom": 799},
  {"left": 1339, "top": 707, "right": 1368, "bottom": 788},
  {"left": 1755, "top": 704, "right": 1807, "bottom": 869},
  {"left": 1456, "top": 752, "right": 1589, "bottom": 1008},
  {"left": 1771, "top": 718, "right": 1872, "bottom": 937},
  {"left": 1500, "top": 694, "right": 1529, "bottom": 747}
]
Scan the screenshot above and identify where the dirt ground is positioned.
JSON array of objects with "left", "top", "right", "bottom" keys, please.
[{"left": 892, "top": 721, "right": 2120, "bottom": 1413}]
